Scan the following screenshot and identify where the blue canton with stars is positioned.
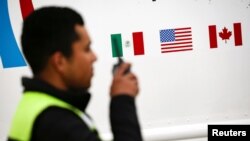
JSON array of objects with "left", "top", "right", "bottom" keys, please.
[{"left": 160, "top": 29, "right": 175, "bottom": 43}]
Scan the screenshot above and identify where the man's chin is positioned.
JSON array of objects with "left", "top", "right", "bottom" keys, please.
[
  {"left": 68, "top": 82, "right": 91, "bottom": 91},
  {"left": 83, "top": 82, "right": 91, "bottom": 90}
]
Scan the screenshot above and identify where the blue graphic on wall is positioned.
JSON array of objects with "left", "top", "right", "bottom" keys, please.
[{"left": 0, "top": 0, "right": 27, "bottom": 68}]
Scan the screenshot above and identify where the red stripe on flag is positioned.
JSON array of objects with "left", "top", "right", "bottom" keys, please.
[
  {"left": 175, "top": 31, "right": 191, "bottom": 34},
  {"left": 175, "top": 34, "right": 192, "bottom": 38},
  {"left": 132, "top": 32, "right": 144, "bottom": 55},
  {"left": 161, "top": 45, "right": 193, "bottom": 50},
  {"left": 233, "top": 23, "right": 243, "bottom": 46},
  {"left": 175, "top": 38, "right": 192, "bottom": 41},
  {"left": 209, "top": 25, "right": 218, "bottom": 48},
  {"left": 175, "top": 27, "right": 191, "bottom": 31},
  {"left": 20, "top": 0, "right": 34, "bottom": 19},
  {"left": 161, "top": 48, "right": 193, "bottom": 53},
  {"left": 161, "top": 41, "right": 192, "bottom": 46}
]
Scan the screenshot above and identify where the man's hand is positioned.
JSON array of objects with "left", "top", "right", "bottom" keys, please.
[{"left": 110, "top": 63, "right": 139, "bottom": 98}]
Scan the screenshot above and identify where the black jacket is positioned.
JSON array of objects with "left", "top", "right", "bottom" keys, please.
[{"left": 8, "top": 77, "right": 143, "bottom": 141}]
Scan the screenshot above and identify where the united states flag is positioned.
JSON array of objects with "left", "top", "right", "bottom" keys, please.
[{"left": 160, "top": 27, "right": 193, "bottom": 53}]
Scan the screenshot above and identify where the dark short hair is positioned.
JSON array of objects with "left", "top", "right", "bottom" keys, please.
[{"left": 21, "top": 7, "right": 84, "bottom": 75}]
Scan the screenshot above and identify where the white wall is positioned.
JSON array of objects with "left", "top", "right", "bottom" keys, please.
[{"left": 1, "top": 0, "right": 250, "bottom": 140}]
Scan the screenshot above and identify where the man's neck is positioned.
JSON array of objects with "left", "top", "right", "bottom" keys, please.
[{"left": 36, "top": 70, "right": 68, "bottom": 92}]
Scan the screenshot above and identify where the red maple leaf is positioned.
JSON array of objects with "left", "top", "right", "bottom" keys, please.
[{"left": 219, "top": 27, "right": 232, "bottom": 43}]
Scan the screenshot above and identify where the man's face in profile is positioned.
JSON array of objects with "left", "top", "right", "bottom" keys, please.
[{"left": 62, "top": 25, "right": 97, "bottom": 89}]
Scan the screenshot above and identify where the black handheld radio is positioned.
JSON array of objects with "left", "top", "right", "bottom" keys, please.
[{"left": 112, "top": 38, "right": 130, "bottom": 75}]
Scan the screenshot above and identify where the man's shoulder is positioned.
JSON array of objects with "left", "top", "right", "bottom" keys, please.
[
  {"left": 31, "top": 106, "right": 94, "bottom": 141},
  {"left": 36, "top": 106, "right": 84, "bottom": 126}
]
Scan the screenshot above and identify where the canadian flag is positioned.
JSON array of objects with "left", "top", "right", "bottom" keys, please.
[{"left": 208, "top": 23, "right": 243, "bottom": 48}]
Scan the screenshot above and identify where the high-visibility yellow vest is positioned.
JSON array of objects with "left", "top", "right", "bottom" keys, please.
[{"left": 9, "top": 91, "right": 96, "bottom": 141}]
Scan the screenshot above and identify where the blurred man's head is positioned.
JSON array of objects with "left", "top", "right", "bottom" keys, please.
[{"left": 22, "top": 7, "right": 97, "bottom": 89}]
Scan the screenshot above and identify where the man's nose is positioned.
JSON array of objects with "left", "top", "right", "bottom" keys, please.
[{"left": 92, "top": 52, "right": 97, "bottom": 62}]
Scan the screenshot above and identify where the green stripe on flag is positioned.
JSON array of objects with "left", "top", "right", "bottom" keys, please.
[{"left": 111, "top": 34, "right": 123, "bottom": 57}]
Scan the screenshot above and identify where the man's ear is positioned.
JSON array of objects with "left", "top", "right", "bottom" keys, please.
[{"left": 50, "top": 52, "right": 68, "bottom": 73}]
